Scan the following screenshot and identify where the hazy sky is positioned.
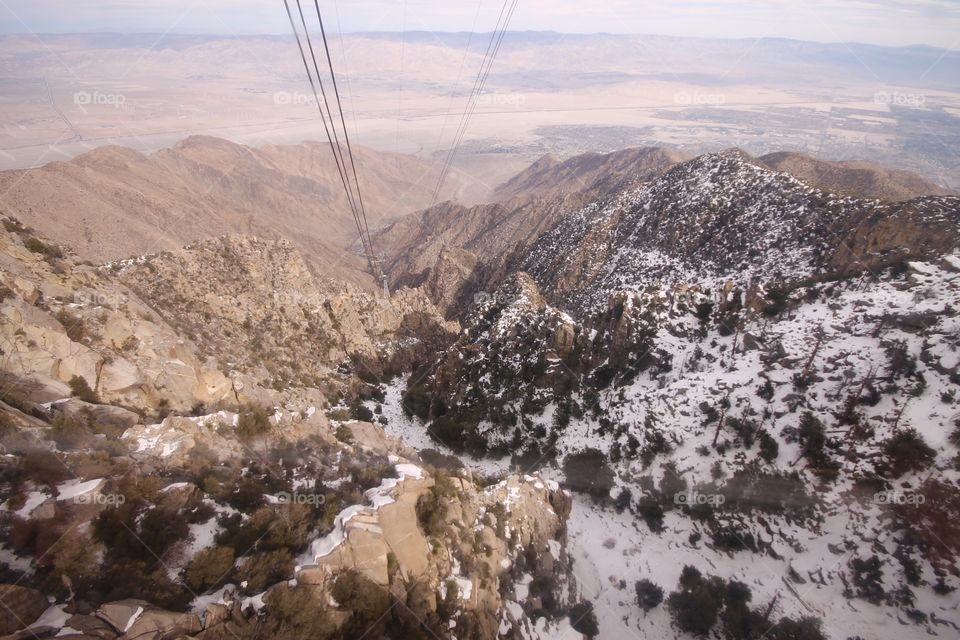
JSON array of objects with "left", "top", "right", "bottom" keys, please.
[{"left": 1, "top": 0, "right": 959, "bottom": 48}]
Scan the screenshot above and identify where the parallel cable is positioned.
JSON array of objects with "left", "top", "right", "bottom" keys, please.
[
  {"left": 429, "top": 0, "right": 519, "bottom": 207},
  {"left": 285, "top": 0, "right": 378, "bottom": 267},
  {"left": 293, "top": 0, "right": 367, "bottom": 254},
  {"left": 314, "top": 0, "right": 374, "bottom": 255}
]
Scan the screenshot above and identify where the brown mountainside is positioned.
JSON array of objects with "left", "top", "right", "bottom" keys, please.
[
  {"left": 759, "top": 151, "right": 951, "bottom": 202},
  {"left": 0, "top": 136, "right": 456, "bottom": 287}
]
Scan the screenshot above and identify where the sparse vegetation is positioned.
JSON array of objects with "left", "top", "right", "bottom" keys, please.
[{"left": 68, "top": 375, "right": 99, "bottom": 403}]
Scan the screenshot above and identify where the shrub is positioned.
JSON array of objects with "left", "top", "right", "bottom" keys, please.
[
  {"left": 332, "top": 571, "right": 390, "bottom": 635},
  {"left": 262, "top": 585, "right": 337, "bottom": 640},
  {"left": 798, "top": 412, "right": 839, "bottom": 481},
  {"left": 666, "top": 566, "right": 724, "bottom": 636},
  {"left": 758, "top": 430, "right": 779, "bottom": 462},
  {"left": 334, "top": 424, "right": 353, "bottom": 444},
  {"left": 24, "top": 237, "right": 63, "bottom": 259},
  {"left": 55, "top": 310, "right": 89, "bottom": 343},
  {"left": 96, "top": 561, "right": 192, "bottom": 611},
  {"left": 94, "top": 504, "right": 189, "bottom": 563},
  {"left": 138, "top": 507, "right": 190, "bottom": 558},
  {"left": 437, "top": 579, "right": 459, "bottom": 621},
  {"left": 67, "top": 375, "right": 98, "bottom": 403},
  {"left": 883, "top": 428, "right": 935, "bottom": 478},
  {"left": 416, "top": 473, "right": 456, "bottom": 537},
  {"left": 767, "top": 616, "right": 826, "bottom": 640},
  {"left": 798, "top": 412, "right": 826, "bottom": 459},
  {"left": 659, "top": 462, "right": 688, "bottom": 508},
  {"left": 50, "top": 413, "right": 95, "bottom": 450},
  {"left": 636, "top": 498, "right": 665, "bottom": 532},
  {"left": 185, "top": 545, "right": 234, "bottom": 591},
  {"left": 568, "top": 601, "right": 599, "bottom": 638},
  {"left": 563, "top": 449, "right": 615, "bottom": 497},
  {"left": 848, "top": 555, "right": 885, "bottom": 604},
  {"left": 350, "top": 402, "right": 374, "bottom": 422},
  {"left": 236, "top": 405, "right": 271, "bottom": 440},
  {"left": 635, "top": 579, "right": 664, "bottom": 612},
  {"left": 23, "top": 449, "right": 70, "bottom": 487},
  {"left": 237, "top": 549, "right": 293, "bottom": 595}
]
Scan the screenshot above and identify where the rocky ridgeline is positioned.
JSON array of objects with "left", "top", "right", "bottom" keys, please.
[
  {"left": 0, "top": 218, "right": 457, "bottom": 416},
  {"left": 403, "top": 245, "right": 960, "bottom": 635},
  {"left": 113, "top": 235, "right": 458, "bottom": 391},
  {"left": 521, "top": 150, "right": 960, "bottom": 316},
  {"left": 0, "top": 217, "right": 235, "bottom": 414}
]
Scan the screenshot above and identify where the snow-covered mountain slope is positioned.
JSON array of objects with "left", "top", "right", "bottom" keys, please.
[
  {"left": 395, "top": 246, "right": 960, "bottom": 637},
  {"left": 522, "top": 150, "right": 960, "bottom": 317}
]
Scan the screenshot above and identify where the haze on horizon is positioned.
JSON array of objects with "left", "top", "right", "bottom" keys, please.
[{"left": 1, "top": 0, "right": 959, "bottom": 48}]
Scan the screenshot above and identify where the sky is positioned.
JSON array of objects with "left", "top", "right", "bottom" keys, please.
[{"left": 0, "top": 0, "right": 959, "bottom": 48}]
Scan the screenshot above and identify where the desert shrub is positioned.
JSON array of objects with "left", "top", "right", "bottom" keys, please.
[
  {"left": 138, "top": 507, "right": 190, "bottom": 558},
  {"left": 225, "top": 476, "right": 268, "bottom": 511},
  {"left": 885, "top": 340, "right": 917, "bottom": 379},
  {"left": 350, "top": 461, "right": 394, "bottom": 492},
  {"left": 882, "top": 428, "right": 935, "bottom": 478},
  {"left": 712, "top": 524, "right": 757, "bottom": 552},
  {"left": 185, "top": 545, "right": 234, "bottom": 591},
  {"left": 568, "top": 601, "right": 599, "bottom": 638},
  {"left": 798, "top": 412, "right": 839, "bottom": 481},
  {"left": 437, "top": 579, "right": 459, "bottom": 621},
  {"left": 332, "top": 571, "right": 390, "bottom": 635},
  {"left": 94, "top": 505, "right": 188, "bottom": 563},
  {"left": 350, "top": 401, "right": 374, "bottom": 422},
  {"left": 758, "top": 430, "right": 779, "bottom": 462},
  {"left": 24, "top": 237, "right": 63, "bottom": 259},
  {"left": 721, "top": 581, "right": 765, "bottom": 640},
  {"left": 563, "top": 449, "right": 615, "bottom": 497},
  {"left": 416, "top": 473, "right": 457, "bottom": 537},
  {"left": 50, "top": 528, "right": 100, "bottom": 591},
  {"left": 635, "top": 579, "right": 664, "bottom": 612},
  {"left": 55, "top": 310, "right": 89, "bottom": 343},
  {"left": 236, "top": 405, "right": 271, "bottom": 440},
  {"left": 636, "top": 496, "right": 665, "bottom": 532},
  {"left": 666, "top": 566, "right": 724, "bottom": 636},
  {"left": 67, "top": 375, "right": 98, "bottom": 403},
  {"left": 798, "top": 412, "right": 826, "bottom": 459},
  {"left": 659, "top": 462, "right": 688, "bottom": 508},
  {"left": 97, "top": 561, "right": 192, "bottom": 611},
  {"left": 261, "top": 584, "right": 337, "bottom": 640},
  {"left": 334, "top": 424, "right": 353, "bottom": 443},
  {"left": 848, "top": 555, "right": 886, "bottom": 605},
  {"left": 529, "top": 571, "right": 561, "bottom": 615},
  {"left": 22, "top": 449, "right": 70, "bottom": 487},
  {"left": 237, "top": 549, "right": 292, "bottom": 595},
  {"left": 50, "top": 413, "right": 95, "bottom": 450},
  {"left": 767, "top": 616, "right": 827, "bottom": 640},
  {"left": 217, "top": 506, "right": 308, "bottom": 555}
]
